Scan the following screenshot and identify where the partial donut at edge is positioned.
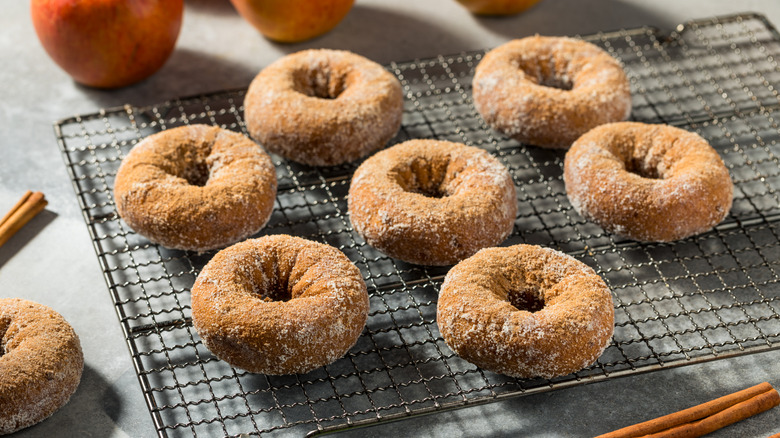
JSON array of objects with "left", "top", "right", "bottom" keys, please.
[{"left": 0, "top": 298, "right": 84, "bottom": 435}]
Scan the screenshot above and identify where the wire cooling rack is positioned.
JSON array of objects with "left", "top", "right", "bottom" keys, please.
[{"left": 57, "top": 12, "right": 780, "bottom": 437}]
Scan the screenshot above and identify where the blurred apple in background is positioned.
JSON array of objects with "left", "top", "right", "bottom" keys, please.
[
  {"left": 31, "top": 0, "right": 184, "bottom": 89},
  {"left": 229, "top": 0, "right": 354, "bottom": 43},
  {"left": 455, "top": 0, "right": 541, "bottom": 16}
]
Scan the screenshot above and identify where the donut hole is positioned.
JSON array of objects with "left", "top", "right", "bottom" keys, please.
[
  {"left": 625, "top": 160, "right": 661, "bottom": 180},
  {"left": 258, "top": 285, "right": 292, "bottom": 303},
  {"left": 392, "top": 157, "right": 452, "bottom": 199},
  {"left": 166, "top": 139, "right": 214, "bottom": 187},
  {"left": 507, "top": 287, "right": 545, "bottom": 313},
  {"left": 537, "top": 75, "right": 573, "bottom": 91},
  {"left": 293, "top": 66, "right": 347, "bottom": 100},
  {"left": 516, "top": 56, "right": 574, "bottom": 91},
  {"left": 0, "top": 317, "right": 9, "bottom": 358},
  {"left": 251, "top": 272, "right": 293, "bottom": 303},
  {"left": 180, "top": 161, "right": 210, "bottom": 187},
  {"left": 247, "top": 257, "right": 304, "bottom": 303},
  {"left": 407, "top": 182, "right": 447, "bottom": 199}
]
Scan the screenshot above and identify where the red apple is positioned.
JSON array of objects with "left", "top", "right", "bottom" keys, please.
[
  {"left": 31, "top": 0, "right": 184, "bottom": 89},
  {"left": 229, "top": 0, "right": 354, "bottom": 43},
  {"left": 455, "top": 0, "right": 541, "bottom": 16}
]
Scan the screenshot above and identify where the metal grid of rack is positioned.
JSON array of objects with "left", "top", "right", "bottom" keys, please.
[{"left": 57, "top": 13, "right": 780, "bottom": 437}]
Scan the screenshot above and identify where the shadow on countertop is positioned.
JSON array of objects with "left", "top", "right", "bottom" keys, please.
[
  {"left": 75, "top": 47, "right": 260, "bottom": 111},
  {"left": 0, "top": 209, "right": 57, "bottom": 269},
  {"left": 72, "top": 0, "right": 673, "bottom": 113},
  {"left": 10, "top": 365, "right": 136, "bottom": 438},
  {"left": 186, "top": 0, "right": 239, "bottom": 17},
  {"left": 275, "top": 3, "right": 476, "bottom": 64},
  {"left": 469, "top": 0, "right": 668, "bottom": 38},
  {"left": 75, "top": 3, "right": 475, "bottom": 110},
  {"left": 331, "top": 350, "right": 780, "bottom": 437}
]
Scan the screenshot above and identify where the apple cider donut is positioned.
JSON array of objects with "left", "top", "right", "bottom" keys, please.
[
  {"left": 0, "top": 298, "right": 83, "bottom": 435},
  {"left": 564, "top": 122, "right": 733, "bottom": 242},
  {"left": 191, "top": 235, "right": 369, "bottom": 375},
  {"left": 244, "top": 49, "right": 403, "bottom": 166},
  {"left": 437, "top": 244, "right": 614, "bottom": 379},
  {"left": 114, "top": 124, "right": 277, "bottom": 252},
  {"left": 472, "top": 35, "right": 632, "bottom": 148},
  {"left": 348, "top": 139, "right": 517, "bottom": 266}
]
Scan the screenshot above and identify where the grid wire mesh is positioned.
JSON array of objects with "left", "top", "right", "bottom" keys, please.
[{"left": 56, "top": 12, "right": 780, "bottom": 437}]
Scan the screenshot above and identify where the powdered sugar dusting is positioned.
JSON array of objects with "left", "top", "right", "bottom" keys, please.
[
  {"left": 437, "top": 244, "right": 614, "bottom": 379},
  {"left": 563, "top": 122, "right": 734, "bottom": 241},
  {"left": 0, "top": 298, "right": 83, "bottom": 434},
  {"left": 244, "top": 49, "right": 403, "bottom": 166},
  {"left": 114, "top": 125, "right": 278, "bottom": 252},
  {"left": 191, "top": 235, "right": 369, "bottom": 375},
  {"left": 473, "top": 35, "right": 632, "bottom": 149},
  {"left": 348, "top": 139, "right": 517, "bottom": 266}
]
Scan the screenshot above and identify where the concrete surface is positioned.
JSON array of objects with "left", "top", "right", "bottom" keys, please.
[{"left": 2, "top": 0, "right": 780, "bottom": 437}]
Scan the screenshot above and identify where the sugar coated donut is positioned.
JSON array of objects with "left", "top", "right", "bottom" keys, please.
[
  {"left": 114, "top": 124, "right": 278, "bottom": 252},
  {"left": 348, "top": 139, "right": 517, "bottom": 266},
  {"left": 564, "top": 122, "right": 733, "bottom": 242},
  {"left": 437, "top": 244, "right": 614, "bottom": 378},
  {"left": 472, "top": 35, "right": 632, "bottom": 149},
  {"left": 0, "top": 298, "right": 83, "bottom": 434},
  {"left": 191, "top": 235, "right": 369, "bottom": 375},
  {"left": 244, "top": 49, "right": 403, "bottom": 166}
]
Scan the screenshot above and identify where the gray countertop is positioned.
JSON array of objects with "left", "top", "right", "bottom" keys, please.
[{"left": 3, "top": 0, "right": 780, "bottom": 437}]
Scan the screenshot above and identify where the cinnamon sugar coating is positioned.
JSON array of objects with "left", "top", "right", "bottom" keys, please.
[
  {"left": 436, "top": 245, "right": 614, "bottom": 379},
  {"left": 114, "top": 125, "right": 278, "bottom": 252},
  {"left": 564, "top": 122, "right": 733, "bottom": 242},
  {"left": 0, "top": 298, "right": 83, "bottom": 435},
  {"left": 472, "top": 35, "right": 632, "bottom": 149},
  {"left": 191, "top": 235, "right": 369, "bottom": 375},
  {"left": 348, "top": 139, "right": 517, "bottom": 266},
  {"left": 244, "top": 49, "right": 403, "bottom": 167}
]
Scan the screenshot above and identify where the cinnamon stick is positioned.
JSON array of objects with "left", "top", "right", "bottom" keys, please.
[
  {"left": 597, "top": 382, "right": 780, "bottom": 438},
  {"left": 643, "top": 389, "right": 780, "bottom": 437},
  {"left": 0, "top": 190, "right": 32, "bottom": 227},
  {"left": 0, "top": 191, "right": 47, "bottom": 248}
]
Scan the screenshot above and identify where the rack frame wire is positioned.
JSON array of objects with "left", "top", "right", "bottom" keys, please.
[{"left": 57, "top": 12, "right": 780, "bottom": 437}]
